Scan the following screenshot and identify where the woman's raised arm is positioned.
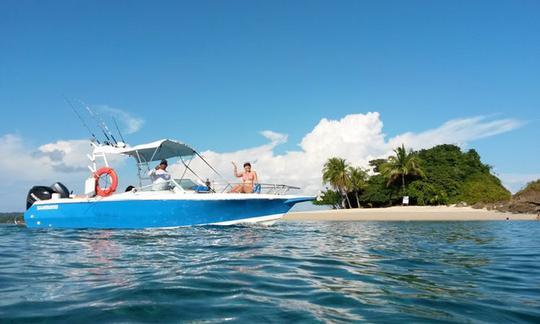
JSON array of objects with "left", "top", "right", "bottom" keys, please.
[{"left": 231, "top": 161, "right": 242, "bottom": 178}]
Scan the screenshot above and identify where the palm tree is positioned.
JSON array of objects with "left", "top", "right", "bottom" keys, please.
[
  {"left": 381, "top": 144, "right": 425, "bottom": 193},
  {"left": 348, "top": 166, "right": 368, "bottom": 208},
  {"left": 322, "top": 157, "right": 352, "bottom": 208}
]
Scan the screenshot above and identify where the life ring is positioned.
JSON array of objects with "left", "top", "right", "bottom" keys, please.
[{"left": 94, "top": 167, "right": 118, "bottom": 197}]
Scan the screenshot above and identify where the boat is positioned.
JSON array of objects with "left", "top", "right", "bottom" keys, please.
[{"left": 24, "top": 139, "right": 314, "bottom": 229}]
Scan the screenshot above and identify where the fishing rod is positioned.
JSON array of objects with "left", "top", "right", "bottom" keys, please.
[
  {"left": 64, "top": 96, "right": 101, "bottom": 144},
  {"left": 112, "top": 117, "right": 126, "bottom": 144},
  {"left": 97, "top": 115, "right": 118, "bottom": 145},
  {"left": 83, "top": 104, "right": 111, "bottom": 144},
  {"left": 78, "top": 100, "right": 118, "bottom": 146}
]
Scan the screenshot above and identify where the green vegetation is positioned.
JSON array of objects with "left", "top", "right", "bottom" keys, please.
[
  {"left": 313, "top": 189, "right": 342, "bottom": 209},
  {"left": 317, "top": 144, "right": 511, "bottom": 208},
  {"left": 348, "top": 166, "right": 369, "bottom": 208},
  {"left": 380, "top": 144, "right": 425, "bottom": 192},
  {"left": 411, "top": 145, "right": 510, "bottom": 205},
  {"left": 0, "top": 212, "right": 23, "bottom": 224},
  {"left": 322, "top": 157, "right": 353, "bottom": 208},
  {"left": 319, "top": 157, "right": 370, "bottom": 209}
]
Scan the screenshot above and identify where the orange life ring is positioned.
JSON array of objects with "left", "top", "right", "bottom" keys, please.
[{"left": 94, "top": 167, "right": 118, "bottom": 197}]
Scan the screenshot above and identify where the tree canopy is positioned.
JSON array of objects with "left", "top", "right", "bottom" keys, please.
[
  {"left": 322, "top": 157, "right": 353, "bottom": 208},
  {"left": 380, "top": 144, "right": 425, "bottom": 191}
]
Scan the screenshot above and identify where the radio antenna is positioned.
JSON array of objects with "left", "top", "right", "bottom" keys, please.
[
  {"left": 112, "top": 117, "right": 126, "bottom": 143},
  {"left": 64, "top": 97, "right": 101, "bottom": 144}
]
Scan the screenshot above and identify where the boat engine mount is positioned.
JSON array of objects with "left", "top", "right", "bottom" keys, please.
[{"left": 26, "top": 182, "right": 70, "bottom": 210}]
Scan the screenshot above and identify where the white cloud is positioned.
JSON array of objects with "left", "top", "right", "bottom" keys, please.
[
  {"left": 260, "top": 130, "right": 288, "bottom": 145},
  {"left": 498, "top": 173, "right": 540, "bottom": 193},
  {"left": 37, "top": 140, "right": 94, "bottom": 173},
  {"left": 94, "top": 105, "right": 145, "bottom": 135},
  {"left": 0, "top": 134, "right": 90, "bottom": 182},
  {"left": 389, "top": 116, "right": 524, "bottom": 150}
]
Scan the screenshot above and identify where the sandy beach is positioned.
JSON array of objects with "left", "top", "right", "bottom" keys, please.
[{"left": 284, "top": 206, "right": 539, "bottom": 221}]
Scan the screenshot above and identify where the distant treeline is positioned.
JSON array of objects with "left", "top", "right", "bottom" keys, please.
[
  {"left": 0, "top": 213, "right": 24, "bottom": 224},
  {"left": 316, "top": 144, "right": 512, "bottom": 208}
]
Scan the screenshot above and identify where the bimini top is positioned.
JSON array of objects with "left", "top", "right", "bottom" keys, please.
[{"left": 93, "top": 139, "right": 196, "bottom": 162}]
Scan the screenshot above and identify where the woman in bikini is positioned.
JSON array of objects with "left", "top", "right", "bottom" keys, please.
[{"left": 230, "top": 162, "right": 258, "bottom": 193}]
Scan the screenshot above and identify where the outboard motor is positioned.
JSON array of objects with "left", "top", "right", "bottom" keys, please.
[
  {"left": 50, "top": 182, "right": 70, "bottom": 198},
  {"left": 26, "top": 186, "right": 54, "bottom": 210}
]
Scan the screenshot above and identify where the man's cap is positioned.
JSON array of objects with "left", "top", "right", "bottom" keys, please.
[{"left": 160, "top": 159, "right": 168, "bottom": 165}]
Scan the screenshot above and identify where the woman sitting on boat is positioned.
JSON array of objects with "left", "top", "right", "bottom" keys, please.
[{"left": 230, "top": 162, "right": 258, "bottom": 193}]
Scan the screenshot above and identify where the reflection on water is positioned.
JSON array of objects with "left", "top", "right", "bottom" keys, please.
[{"left": 0, "top": 221, "right": 540, "bottom": 322}]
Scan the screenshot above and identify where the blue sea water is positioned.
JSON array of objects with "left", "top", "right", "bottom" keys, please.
[{"left": 1, "top": 221, "right": 540, "bottom": 323}]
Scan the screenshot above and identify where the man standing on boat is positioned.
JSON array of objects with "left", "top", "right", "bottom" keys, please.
[{"left": 148, "top": 159, "right": 171, "bottom": 190}]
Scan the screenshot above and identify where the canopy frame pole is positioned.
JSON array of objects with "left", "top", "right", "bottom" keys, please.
[
  {"left": 194, "top": 152, "right": 232, "bottom": 192},
  {"left": 179, "top": 155, "right": 209, "bottom": 188},
  {"left": 149, "top": 145, "right": 160, "bottom": 162},
  {"left": 134, "top": 150, "right": 147, "bottom": 188},
  {"left": 178, "top": 156, "right": 191, "bottom": 181}
]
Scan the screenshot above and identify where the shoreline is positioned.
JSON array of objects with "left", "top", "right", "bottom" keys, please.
[{"left": 284, "top": 206, "right": 539, "bottom": 221}]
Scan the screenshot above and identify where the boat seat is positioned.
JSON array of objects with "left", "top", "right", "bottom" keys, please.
[
  {"left": 253, "top": 183, "right": 261, "bottom": 194},
  {"left": 191, "top": 185, "right": 210, "bottom": 193},
  {"left": 175, "top": 179, "right": 211, "bottom": 192}
]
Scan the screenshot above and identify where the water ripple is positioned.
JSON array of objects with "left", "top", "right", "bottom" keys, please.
[{"left": 1, "top": 221, "right": 540, "bottom": 322}]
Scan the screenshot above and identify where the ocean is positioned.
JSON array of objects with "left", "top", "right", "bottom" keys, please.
[{"left": 1, "top": 221, "right": 539, "bottom": 323}]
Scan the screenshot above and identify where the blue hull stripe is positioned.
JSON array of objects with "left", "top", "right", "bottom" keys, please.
[{"left": 24, "top": 199, "right": 294, "bottom": 229}]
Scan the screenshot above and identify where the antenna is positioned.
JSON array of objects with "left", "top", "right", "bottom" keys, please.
[
  {"left": 112, "top": 117, "right": 126, "bottom": 143},
  {"left": 64, "top": 97, "right": 101, "bottom": 144}
]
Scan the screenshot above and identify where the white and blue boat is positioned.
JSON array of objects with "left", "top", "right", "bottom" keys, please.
[{"left": 24, "top": 139, "right": 313, "bottom": 229}]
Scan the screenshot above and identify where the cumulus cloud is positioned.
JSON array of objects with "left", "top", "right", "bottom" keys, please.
[
  {"left": 37, "top": 140, "right": 93, "bottom": 173},
  {"left": 178, "top": 113, "right": 524, "bottom": 195},
  {"left": 0, "top": 134, "right": 93, "bottom": 182}
]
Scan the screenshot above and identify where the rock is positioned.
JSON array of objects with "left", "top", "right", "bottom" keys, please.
[
  {"left": 471, "top": 202, "right": 485, "bottom": 209},
  {"left": 493, "top": 180, "right": 540, "bottom": 214}
]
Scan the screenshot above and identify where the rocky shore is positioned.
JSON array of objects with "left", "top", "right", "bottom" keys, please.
[{"left": 472, "top": 181, "right": 540, "bottom": 215}]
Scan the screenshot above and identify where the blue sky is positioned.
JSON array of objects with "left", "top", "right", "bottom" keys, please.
[{"left": 0, "top": 1, "right": 539, "bottom": 211}]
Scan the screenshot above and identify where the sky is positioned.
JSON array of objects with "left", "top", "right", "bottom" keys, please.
[{"left": 0, "top": 1, "right": 539, "bottom": 211}]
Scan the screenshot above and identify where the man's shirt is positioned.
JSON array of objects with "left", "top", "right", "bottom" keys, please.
[{"left": 148, "top": 169, "right": 171, "bottom": 190}]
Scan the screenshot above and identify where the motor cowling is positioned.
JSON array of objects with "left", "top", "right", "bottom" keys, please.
[
  {"left": 50, "top": 182, "right": 70, "bottom": 198},
  {"left": 26, "top": 186, "right": 54, "bottom": 210}
]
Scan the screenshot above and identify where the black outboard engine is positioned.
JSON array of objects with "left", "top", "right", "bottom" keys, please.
[
  {"left": 26, "top": 186, "right": 54, "bottom": 210},
  {"left": 50, "top": 182, "right": 70, "bottom": 198}
]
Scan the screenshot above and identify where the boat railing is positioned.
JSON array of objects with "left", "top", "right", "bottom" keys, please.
[
  {"left": 211, "top": 182, "right": 300, "bottom": 195},
  {"left": 130, "top": 179, "right": 300, "bottom": 195}
]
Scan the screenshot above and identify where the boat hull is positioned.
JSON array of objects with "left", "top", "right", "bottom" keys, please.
[{"left": 24, "top": 197, "right": 303, "bottom": 229}]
